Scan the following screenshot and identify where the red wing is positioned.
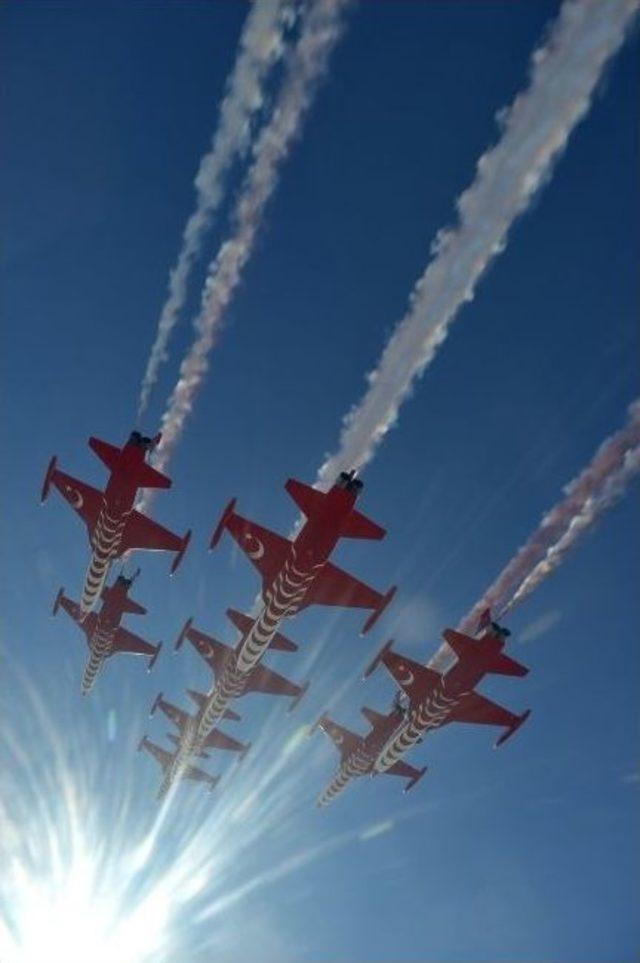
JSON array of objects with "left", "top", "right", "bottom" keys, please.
[
  {"left": 140, "top": 738, "right": 172, "bottom": 772},
  {"left": 246, "top": 663, "right": 301, "bottom": 699},
  {"left": 318, "top": 717, "right": 361, "bottom": 759},
  {"left": 58, "top": 595, "right": 85, "bottom": 625},
  {"left": 121, "top": 510, "right": 183, "bottom": 554},
  {"left": 51, "top": 469, "right": 103, "bottom": 534},
  {"left": 111, "top": 627, "right": 156, "bottom": 657},
  {"left": 183, "top": 764, "right": 217, "bottom": 788},
  {"left": 225, "top": 512, "right": 291, "bottom": 587},
  {"left": 386, "top": 759, "right": 424, "bottom": 781},
  {"left": 203, "top": 728, "right": 246, "bottom": 754},
  {"left": 158, "top": 699, "right": 190, "bottom": 733},
  {"left": 381, "top": 649, "right": 441, "bottom": 704},
  {"left": 186, "top": 627, "right": 230, "bottom": 681},
  {"left": 447, "top": 690, "right": 519, "bottom": 729},
  {"left": 302, "top": 561, "right": 383, "bottom": 611}
]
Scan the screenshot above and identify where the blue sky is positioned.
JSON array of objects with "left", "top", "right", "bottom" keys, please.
[{"left": 2, "top": 3, "right": 639, "bottom": 962}]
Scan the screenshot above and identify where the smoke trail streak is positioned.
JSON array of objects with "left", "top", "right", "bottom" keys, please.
[
  {"left": 313, "top": 0, "right": 639, "bottom": 490},
  {"left": 427, "top": 400, "right": 640, "bottom": 671},
  {"left": 140, "top": 0, "right": 351, "bottom": 494},
  {"left": 137, "top": 0, "right": 296, "bottom": 418}
]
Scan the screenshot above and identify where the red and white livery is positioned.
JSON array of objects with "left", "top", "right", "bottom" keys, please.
[
  {"left": 195, "top": 472, "right": 395, "bottom": 747},
  {"left": 41, "top": 431, "right": 191, "bottom": 614},
  {"left": 368, "top": 610, "right": 531, "bottom": 777},
  {"left": 53, "top": 570, "right": 161, "bottom": 694},
  {"left": 137, "top": 735, "right": 218, "bottom": 800},
  {"left": 314, "top": 706, "right": 426, "bottom": 807}
]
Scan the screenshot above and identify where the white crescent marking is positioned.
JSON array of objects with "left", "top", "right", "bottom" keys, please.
[
  {"left": 66, "top": 486, "right": 84, "bottom": 509},
  {"left": 244, "top": 534, "right": 265, "bottom": 560},
  {"left": 396, "top": 662, "right": 414, "bottom": 687}
]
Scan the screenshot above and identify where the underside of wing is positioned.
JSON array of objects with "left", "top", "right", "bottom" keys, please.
[
  {"left": 186, "top": 627, "right": 230, "bottom": 681},
  {"left": 448, "top": 690, "right": 519, "bottom": 729},
  {"left": 111, "top": 626, "right": 156, "bottom": 657},
  {"left": 121, "top": 510, "right": 184, "bottom": 555},
  {"left": 204, "top": 728, "right": 247, "bottom": 754},
  {"left": 302, "top": 561, "right": 382, "bottom": 611},
  {"left": 318, "top": 717, "right": 361, "bottom": 759},
  {"left": 386, "top": 759, "right": 423, "bottom": 781},
  {"left": 226, "top": 513, "right": 291, "bottom": 587},
  {"left": 381, "top": 649, "right": 441, "bottom": 704},
  {"left": 247, "top": 663, "right": 301, "bottom": 698},
  {"left": 51, "top": 469, "right": 103, "bottom": 533}
]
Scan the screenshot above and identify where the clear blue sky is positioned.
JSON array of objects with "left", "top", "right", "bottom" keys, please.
[{"left": 1, "top": 3, "right": 638, "bottom": 962}]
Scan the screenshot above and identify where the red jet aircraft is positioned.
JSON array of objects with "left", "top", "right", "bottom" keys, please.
[
  {"left": 53, "top": 570, "right": 161, "bottom": 694},
  {"left": 41, "top": 431, "right": 191, "bottom": 614},
  {"left": 150, "top": 692, "right": 250, "bottom": 759},
  {"left": 175, "top": 610, "right": 309, "bottom": 712},
  {"left": 211, "top": 472, "right": 395, "bottom": 641},
  {"left": 313, "top": 706, "right": 427, "bottom": 807},
  {"left": 137, "top": 735, "right": 218, "bottom": 800},
  {"left": 190, "top": 472, "right": 395, "bottom": 752},
  {"left": 366, "top": 610, "right": 531, "bottom": 777}
]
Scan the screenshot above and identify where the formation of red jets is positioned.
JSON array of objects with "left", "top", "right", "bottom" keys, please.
[{"left": 43, "top": 429, "right": 530, "bottom": 807}]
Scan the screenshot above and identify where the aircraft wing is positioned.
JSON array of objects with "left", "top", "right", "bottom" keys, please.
[
  {"left": 386, "top": 759, "right": 424, "bottom": 781},
  {"left": 50, "top": 469, "right": 103, "bottom": 534},
  {"left": 157, "top": 698, "right": 191, "bottom": 734},
  {"left": 111, "top": 626, "right": 156, "bottom": 657},
  {"left": 447, "top": 690, "right": 520, "bottom": 730},
  {"left": 302, "top": 561, "right": 383, "bottom": 611},
  {"left": 121, "top": 510, "right": 184, "bottom": 556},
  {"left": 140, "top": 737, "right": 172, "bottom": 772},
  {"left": 381, "top": 649, "right": 441, "bottom": 704},
  {"left": 317, "top": 716, "right": 361, "bottom": 759},
  {"left": 183, "top": 764, "right": 218, "bottom": 789},
  {"left": 186, "top": 626, "right": 230, "bottom": 681},
  {"left": 246, "top": 663, "right": 302, "bottom": 699},
  {"left": 224, "top": 512, "right": 291, "bottom": 587},
  {"left": 203, "top": 728, "right": 247, "bottom": 754},
  {"left": 57, "top": 593, "right": 92, "bottom": 628}
]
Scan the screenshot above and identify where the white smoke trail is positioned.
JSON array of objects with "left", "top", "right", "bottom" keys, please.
[
  {"left": 505, "top": 438, "right": 640, "bottom": 610},
  {"left": 313, "top": 0, "right": 639, "bottom": 489},
  {"left": 137, "top": 0, "right": 296, "bottom": 418},
  {"left": 427, "top": 400, "right": 640, "bottom": 670},
  {"left": 144, "top": 0, "right": 351, "bottom": 486}
]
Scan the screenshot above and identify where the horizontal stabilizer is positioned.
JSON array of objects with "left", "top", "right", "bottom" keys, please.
[
  {"left": 443, "top": 629, "right": 528, "bottom": 677},
  {"left": 341, "top": 509, "right": 385, "bottom": 541},
  {"left": 89, "top": 437, "right": 122, "bottom": 473},
  {"left": 122, "top": 596, "right": 147, "bottom": 616},
  {"left": 133, "top": 462, "right": 172, "bottom": 490},
  {"left": 361, "top": 706, "right": 387, "bottom": 729},
  {"left": 227, "top": 608, "right": 298, "bottom": 652},
  {"left": 285, "top": 479, "right": 325, "bottom": 518}
]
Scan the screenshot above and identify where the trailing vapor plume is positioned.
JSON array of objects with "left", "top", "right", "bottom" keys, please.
[
  {"left": 144, "top": 0, "right": 351, "bottom": 488},
  {"left": 137, "top": 0, "right": 296, "bottom": 418},
  {"left": 428, "top": 401, "right": 640, "bottom": 671},
  {"left": 313, "top": 0, "right": 638, "bottom": 490}
]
